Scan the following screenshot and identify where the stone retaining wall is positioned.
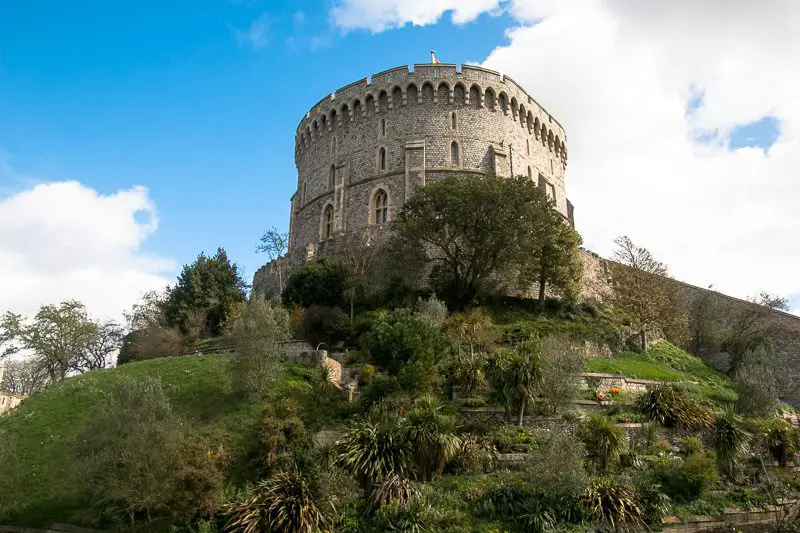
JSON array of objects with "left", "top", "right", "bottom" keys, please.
[{"left": 662, "top": 500, "right": 799, "bottom": 532}]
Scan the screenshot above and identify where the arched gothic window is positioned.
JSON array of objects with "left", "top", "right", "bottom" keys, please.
[
  {"left": 322, "top": 204, "right": 333, "bottom": 238},
  {"left": 450, "top": 141, "right": 460, "bottom": 166},
  {"left": 328, "top": 164, "right": 336, "bottom": 189},
  {"left": 373, "top": 189, "right": 388, "bottom": 225},
  {"left": 378, "top": 147, "right": 387, "bottom": 171}
]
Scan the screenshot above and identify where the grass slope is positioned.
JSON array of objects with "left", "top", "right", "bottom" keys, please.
[
  {"left": 0, "top": 354, "right": 308, "bottom": 526},
  {"left": 585, "top": 340, "right": 736, "bottom": 404}
]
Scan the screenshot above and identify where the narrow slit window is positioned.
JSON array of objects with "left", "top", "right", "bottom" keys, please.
[
  {"left": 374, "top": 190, "right": 388, "bottom": 225},
  {"left": 322, "top": 205, "right": 333, "bottom": 238},
  {"left": 379, "top": 147, "right": 387, "bottom": 171},
  {"left": 451, "top": 112, "right": 457, "bottom": 130},
  {"left": 450, "top": 141, "right": 460, "bottom": 166}
]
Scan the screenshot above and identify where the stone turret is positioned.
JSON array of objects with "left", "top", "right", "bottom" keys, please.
[{"left": 287, "top": 62, "right": 572, "bottom": 263}]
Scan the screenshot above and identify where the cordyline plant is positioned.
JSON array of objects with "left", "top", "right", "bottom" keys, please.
[
  {"left": 335, "top": 416, "right": 412, "bottom": 495},
  {"left": 583, "top": 476, "right": 644, "bottom": 533},
  {"left": 367, "top": 474, "right": 421, "bottom": 514},
  {"left": 713, "top": 407, "right": 749, "bottom": 481},
  {"left": 405, "top": 395, "right": 461, "bottom": 481},
  {"left": 226, "top": 468, "right": 329, "bottom": 533}
]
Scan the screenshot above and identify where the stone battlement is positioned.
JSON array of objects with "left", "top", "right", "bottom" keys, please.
[{"left": 287, "top": 61, "right": 571, "bottom": 262}]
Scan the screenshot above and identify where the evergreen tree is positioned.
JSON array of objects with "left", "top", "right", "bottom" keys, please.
[{"left": 163, "top": 248, "right": 247, "bottom": 337}]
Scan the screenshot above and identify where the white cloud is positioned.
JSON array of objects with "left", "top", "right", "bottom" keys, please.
[
  {"left": 234, "top": 13, "right": 271, "bottom": 48},
  {"left": 330, "top": 0, "right": 503, "bottom": 32},
  {"left": 0, "top": 181, "right": 174, "bottom": 321},
  {"left": 328, "top": 0, "right": 800, "bottom": 302}
]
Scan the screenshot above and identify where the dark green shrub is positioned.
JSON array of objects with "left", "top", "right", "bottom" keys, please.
[
  {"left": 734, "top": 346, "right": 782, "bottom": 417},
  {"left": 490, "top": 426, "right": 538, "bottom": 453},
  {"left": 282, "top": 256, "right": 352, "bottom": 308},
  {"left": 448, "top": 436, "right": 496, "bottom": 474},
  {"left": 525, "top": 431, "right": 588, "bottom": 500},
  {"left": 679, "top": 436, "right": 704, "bottom": 456},
  {"left": 634, "top": 475, "right": 672, "bottom": 526},
  {"left": 299, "top": 305, "right": 346, "bottom": 348},
  {"left": 360, "top": 373, "right": 403, "bottom": 411},
  {"left": 371, "top": 501, "right": 430, "bottom": 533},
  {"left": 366, "top": 309, "right": 452, "bottom": 395},
  {"left": 757, "top": 419, "right": 800, "bottom": 467},
  {"left": 654, "top": 451, "right": 718, "bottom": 502},
  {"left": 259, "top": 398, "right": 308, "bottom": 468},
  {"left": 73, "top": 377, "right": 224, "bottom": 528},
  {"left": 636, "top": 385, "right": 714, "bottom": 429},
  {"left": 460, "top": 396, "right": 487, "bottom": 408}
]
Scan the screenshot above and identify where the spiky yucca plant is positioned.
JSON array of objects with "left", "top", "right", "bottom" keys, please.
[
  {"left": 367, "top": 474, "right": 421, "bottom": 513},
  {"left": 227, "top": 469, "right": 329, "bottom": 533},
  {"left": 336, "top": 416, "right": 412, "bottom": 493},
  {"left": 714, "top": 408, "right": 749, "bottom": 481},
  {"left": 583, "top": 476, "right": 644, "bottom": 532},
  {"left": 405, "top": 395, "right": 461, "bottom": 481},
  {"left": 636, "top": 385, "right": 714, "bottom": 430},
  {"left": 579, "top": 414, "right": 626, "bottom": 471}
]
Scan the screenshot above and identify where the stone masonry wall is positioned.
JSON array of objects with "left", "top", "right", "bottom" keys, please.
[
  {"left": 289, "top": 63, "right": 571, "bottom": 262},
  {"left": 580, "top": 249, "right": 800, "bottom": 404}
]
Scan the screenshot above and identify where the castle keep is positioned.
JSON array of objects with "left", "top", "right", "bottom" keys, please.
[{"left": 287, "top": 63, "right": 573, "bottom": 263}]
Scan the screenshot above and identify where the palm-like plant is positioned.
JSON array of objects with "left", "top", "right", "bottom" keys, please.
[
  {"left": 227, "top": 469, "right": 329, "bottom": 533},
  {"left": 406, "top": 395, "right": 461, "bottom": 481},
  {"left": 583, "top": 476, "right": 644, "bottom": 532},
  {"left": 713, "top": 408, "right": 749, "bottom": 481},
  {"left": 508, "top": 339, "right": 543, "bottom": 426},
  {"left": 336, "top": 416, "right": 412, "bottom": 494},
  {"left": 368, "top": 474, "right": 421, "bottom": 513},
  {"left": 579, "top": 414, "right": 626, "bottom": 471}
]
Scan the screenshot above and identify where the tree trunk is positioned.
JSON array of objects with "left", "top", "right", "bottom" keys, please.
[
  {"left": 518, "top": 397, "right": 526, "bottom": 427},
  {"left": 640, "top": 329, "right": 647, "bottom": 353},
  {"left": 504, "top": 397, "right": 514, "bottom": 424},
  {"left": 538, "top": 277, "right": 546, "bottom": 312}
]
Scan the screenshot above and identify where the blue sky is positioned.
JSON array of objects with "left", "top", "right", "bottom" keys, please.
[
  {"left": 0, "top": 1, "right": 512, "bottom": 284},
  {"left": 1, "top": 1, "right": 798, "bottom": 319}
]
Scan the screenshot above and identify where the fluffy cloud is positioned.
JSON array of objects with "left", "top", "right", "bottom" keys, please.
[
  {"left": 0, "top": 181, "right": 174, "bottom": 321},
  {"left": 331, "top": 0, "right": 800, "bottom": 301},
  {"left": 330, "top": 0, "right": 502, "bottom": 32}
]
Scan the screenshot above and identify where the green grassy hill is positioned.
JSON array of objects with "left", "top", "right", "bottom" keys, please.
[
  {"left": 0, "top": 354, "right": 314, "bottom": 526},
  {"left": 0, "top": 312, "right": 741, "bottom": 529}
]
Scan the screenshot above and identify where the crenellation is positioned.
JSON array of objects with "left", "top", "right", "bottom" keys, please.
[{"left": 288, "top": 62, "right": 572, "bottom": 261}]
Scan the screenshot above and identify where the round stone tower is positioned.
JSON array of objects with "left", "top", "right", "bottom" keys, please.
[{"left": 287, "top": 62, "right": 572, "bottom": 263}]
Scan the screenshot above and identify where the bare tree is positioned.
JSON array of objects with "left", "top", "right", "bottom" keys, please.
[
  {"left": 256, "top": 227, "right": 289, "bottom": 294},
  {"left": 78, "top": 321, "right": 124, "bottom": 371},
  {"left": 610, "top": 236, "right": 688, "bottom": 352},
  {"left": 124, "top": 289, "right": 170, "bottom": 332},
  {"left": 1, "top": 358, "right": 51, "bottom": 395},
  {"left": 612, "top": 235, "right": 668, "bottom": 275},
  {"left": 342, "top": 226, "right": 380, "bottom": 278}
]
